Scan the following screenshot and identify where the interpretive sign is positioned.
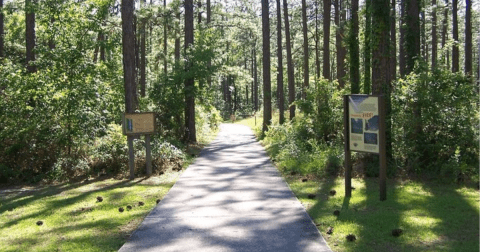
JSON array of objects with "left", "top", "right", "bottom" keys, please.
[
  {"left": 344, "top": 95, "right": 386, "bottom": 201},
  {"left": 348, "top": 95, "right": 380, "bottom": 154},
  {"left": 122, "top": 113, "right": 156, "bottom": 135}
]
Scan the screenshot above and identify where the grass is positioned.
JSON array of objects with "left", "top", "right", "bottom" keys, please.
[
  {"left": 0, "top": 173, "right": 180, "bottom": 252},
  {"left": 0, "top": 129, "right": 219, "bottom": 252},
  {"left": 238, "top": 115, "right": 480, "bottom": 252}
]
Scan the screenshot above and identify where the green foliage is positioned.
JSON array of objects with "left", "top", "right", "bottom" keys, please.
[{"left": 392, "top": 68, "right": 479, "bottom": 181}]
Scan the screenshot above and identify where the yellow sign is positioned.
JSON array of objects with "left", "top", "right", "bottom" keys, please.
[
  {"left": 122, "top": 113, "right": 156, "bottom": 135},
  {"left": 348, "top": 95, "right": 379, "bottom": 153}
]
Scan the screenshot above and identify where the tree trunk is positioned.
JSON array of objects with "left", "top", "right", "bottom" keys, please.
[
  {"left": 464, "top": 0, "right": 472, "bottom": 75},
  {"left": 323, "top": 0, "right": 331, "bottom": 80},
  {"left": 0, "top": 0, "right": 3, "bottom": 57},
  {"left": 441, "top": 0, "right": 448, "bottom": 65},
  {"left": 335, "top": 0, "right": 346, "bottom": 88},
  {"left": 164, "top": 0, "right": 168, "bottom": 76},
  {"left": 364, "top": 0, "right": 371, "bottom": 93},
  {"left": 175, "top": 7, "right": 180, "bottom": 62},
  {"left": 432, "top": 0, "right": 437, "bottom": 69},
  {"left": 390, "top": 0, "right": 396, "bottom": 81},
  {"left": 452, "top": 0, "right": 458, "bottom": 72},
  {"left": 26, "top": 0, "right": 36, "bottom": 73},
  {"left": 121, "top": 0, "right": 137, "bottom": 180},
  {"left": 350, "top": 0, "right": 360, "bottom": 93},
  {"left": 399, "top": 0, "right": 405, "bottom": 76},
  {"left": 140, "top": 0, "right": 146, "bottom": 97},
  {"left": 262, "top": 0, "right": 271, "bottom": 133},
  {"left": 254, "top": 40, "right": 258, "bottom": 111},
  {"left": 283, "top": 0, "right": 295, "bottom": 120},
  {"left": 405, "top": 0, "right": 420, "bottom": 74},
  {"left": 302, "top": 0, "right": 308, "bottom": 99},
  {"left": 207, "top": 0, "right": 212, "bottom": 86},
  {"left": 185, "top": 0, "right": 196, "bottom": 143},
  {"left": 277, "top": 0, "right": 284, "bottom": 124},
  {"left": 198, "top": 0, "right": 202, "bottom": 24},
  {"left": 315, "top": 0, "right": 320, "bottom": 79}
]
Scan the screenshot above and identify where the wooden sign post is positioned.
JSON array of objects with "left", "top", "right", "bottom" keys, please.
[
  {"left": 122, "top": 112, "right": 157, "bottom": 177},
  {"left": 344, "top": 95, "right": 386, "bottom": 201}
]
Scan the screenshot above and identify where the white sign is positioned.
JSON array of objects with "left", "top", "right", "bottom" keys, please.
[{"left": 348, "top": 95, "right": 379, "bottom": 153}]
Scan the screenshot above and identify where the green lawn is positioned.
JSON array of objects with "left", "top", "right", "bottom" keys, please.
[
  {"left": 237, "top": 115, "right": 480, "bottom": 252},
  {"left": 0, "top": 173, "right": 181, "bottom": 252}
]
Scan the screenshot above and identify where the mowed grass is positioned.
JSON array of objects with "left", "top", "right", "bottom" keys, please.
[
  {"left": 289, "top": 176, "right": 479, "bottom": 252},
  {"left": 0, "top": 172, "right": 181, "bottom": 252},
  {"left": 237, "top": 115, "right": 480, "bottom": 252}
]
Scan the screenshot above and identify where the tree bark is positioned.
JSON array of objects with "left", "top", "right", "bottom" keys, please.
[
  {"left": 315, "top": 0, "right": 320, "bottom": 79},
  {"left": 284, "top": 0, "right": 295, "bottom": 119},
  {"left": 164, "top": 0, "right": 168, "bottom": 76},
  {"left": 262, "top": 0, "right": 271, "bottom": 133},
  {"left": 26, "top": 0, "right": 36, "bottom": 73},
  {"left": 140, "top": 0, "right": 146, "bottom": 97},
  {"left": 302, "top": 0, "right": 308, "bottom": 99},
  {"left": 335, "top": 0, "right": 346, "bottom": 88},
  {"left": 277, "top": 0, "right": 285, "bottom": 124},
  {"left": 390, "top": 0, "right": 396, "bottom": 81},
  {"left": 464, "top": 0, "right": 472, "bottom": 75},
  {"left": 399, "top": 0, "right": 405, "bottom": 76},
  {"left": 122, "top": 0, "right": 137, "bottom": 179},
  {"left": 254, "top": 40, "right": 258, "bottom": 111},
  {"left": 0, "top": 0, "right": 3, "bottom": 57},
  {"left": 405, "top": 0, "right": 420, "bottom": 74},
  {"left": 364, "top": 0, "right": 372, "bottom": 92},
  {"left": 432, "top": 0, "right": 437, "bottom": 69},
  {"left": 207, "top": 0, "right": 212, "bottom": 86},
  {"left": 175, "top": 7, "right": 180, "bottom": 62},
  {"left": 452, "top": 0, "right": 458, "bottom": 72},
  {"left": 350, "top": 0, "right": 360, "bottom": 93},
  {"left": 323, "top": 0, "right": 331, "bottom": 80},
  {"left": 441, "top": 0, "right": 448, "bottom": 65},
  {"left": 185, "top": 0, "right": 196, "bottom": 143}
]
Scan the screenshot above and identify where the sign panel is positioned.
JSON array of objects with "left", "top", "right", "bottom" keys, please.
[
  {"left": 122, "top": 113, "right": 156, "bottom": 135},
  {"left": 348, "top": 95, "right": 380, "bottom": 153}
]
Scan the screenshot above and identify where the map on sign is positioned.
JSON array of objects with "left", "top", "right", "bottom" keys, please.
[
  {"left": 348, "top": 95, "right": 379, "bottom": 153},
  {"left": 122, "top": 113, "right": 156, "bottom": 135}
]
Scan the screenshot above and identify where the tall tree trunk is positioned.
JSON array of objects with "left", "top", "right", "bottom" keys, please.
[
  {"left": 0, "top": 0, "right": 3, "bottom": 57},
  {"left": 421, "top": 11, "right": 426, "bottom": 62},
  {"left": 251, "top": 46, "right": 254, "bottom": 106},
  {"left": 185, "top": 0, "right": 196, "bottom": 143},
  {"left": 390, "top": 0, "right": 396, "bottom": 81},
  {"left": 335, "top": 0, "right": 346, "bottom": 88},
  {"left": 364, "top": 0, "right": 371, "bottom": 93},
  {"left": 198, "top": 0, "right": 202, "bottom": 24},
  {"left": 164, "top": 0, "right": 168, "bottom": 76},
  {"left": 371, "top": 0, "right": 392, "bottom": 162},
  {"left": 350, "top": 0, "right": 360, "bottom": 93},
  {"left": 405, "top": 0, "right": 420, "bottom": 74},
  {"left": 399, "top": 0, "right": 406, "bottom": 76},
  {"left": 441, "top": 0, "right": 448, "bottom": 65},
  {"left": 175, "top": 7, "right": 180, "bottom": 62},
  {"left": 277, "top": 0, "right": 285, "bottom": 124},
  {"left": 302, "top": 0, "right": 308, "bottom": 99},
  {"left": 121, "top": 0, "right": 137, "bottom": 179},
  {"left": 140, "top": 0, "right": 146, "bottom": 97},
  {"left": 207, "top": 0, "right": 212, "bottom": 86},
  {"left": 262, "top": 0, "right": 271, "bottom": 133},
  {"left": 323, "top": 0, "right": 331, "bottom": 80},
  {"left": 315, "top": 0, "right": 320, "bottom": 79},
  {"left": 26, "top": 0, "right": 36, "bottom": 73},
  {"left": 432, "top": 0, "right": 437, "bottom": 69},
  {"left": 464, "top": 0, "right": 472, "bottom": 75},
  {"left": 452, "top": 0, "right": 458, "bottom": 72},
  {"left": 283, "top": 0, "right": 295, "bottom": 119},
  {"left": 254, "top": 40, "right": 258, "bottom": 111}
]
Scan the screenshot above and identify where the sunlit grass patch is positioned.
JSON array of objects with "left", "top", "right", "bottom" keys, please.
[
  {"left": 0, "top": 174, "right": 180, "bottom": 252},
  {"left": 285, "top": 176, "right": 479, "bottom": 252}
]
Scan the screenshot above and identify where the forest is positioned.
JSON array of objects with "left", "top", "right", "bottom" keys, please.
[{"left": 0, "top": 0, "right": 478, "bottom": 184}]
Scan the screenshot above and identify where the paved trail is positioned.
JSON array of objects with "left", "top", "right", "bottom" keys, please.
[{"left": 119, "top": 124, "right": 331, "bottom": 252}]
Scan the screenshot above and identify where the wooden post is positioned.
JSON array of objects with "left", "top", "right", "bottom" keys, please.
[
  {"left": 344, "top": 96, "right": 352, "bottom": 197},
  {"left": 128, "top": 135, "right": 135, "bottom": 180},
  {"left": 145, "top": 135, "right": 152, "bottom": 176},
  {"left": 379, "top": 95, "right": 387, "bottom": 201}
]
